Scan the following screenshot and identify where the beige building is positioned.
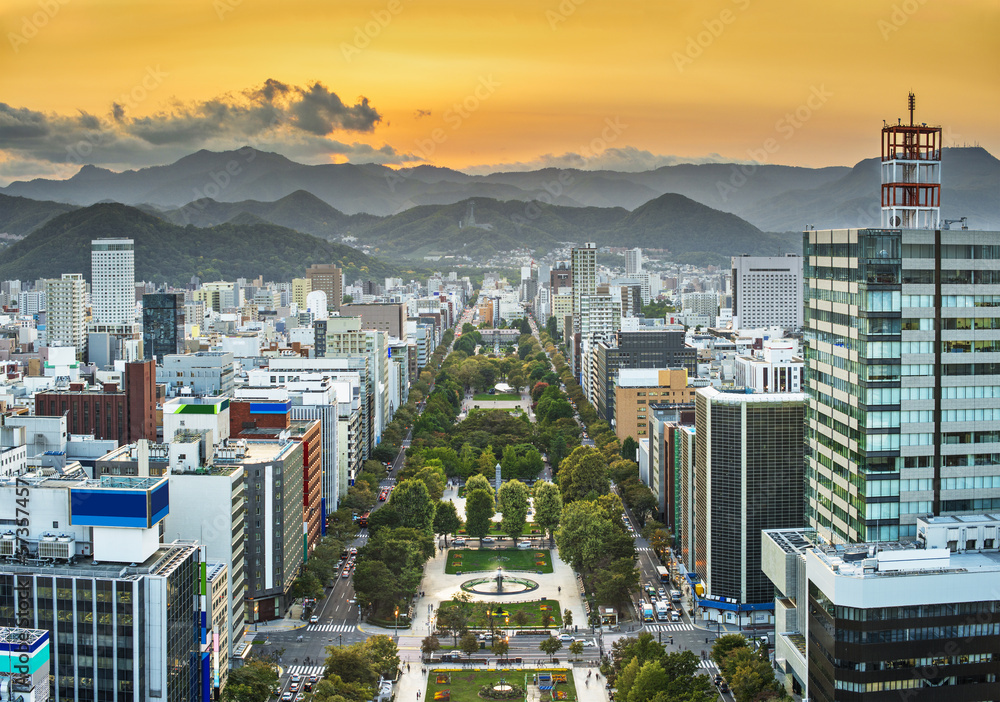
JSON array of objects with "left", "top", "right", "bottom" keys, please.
[
  {"left": 292, "top": 277, "right": 312, "bottom": 311},
  {"left": 614, "top": 368, "right": 694, "bottom": 441}
]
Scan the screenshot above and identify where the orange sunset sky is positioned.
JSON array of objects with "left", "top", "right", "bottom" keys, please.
[{"left": 0, "top": 0, "right": 997, "bottom": 183}]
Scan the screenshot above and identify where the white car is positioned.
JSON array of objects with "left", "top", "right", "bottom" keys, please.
[
  {"left": 577, "top": 638, "right": 596, "bottom": 647},
  {"left": 309, "top": 615, "right": 319, "bottom": 624},
  {"left": 558, "top": 633, "right": 575, "bottom": 642}
]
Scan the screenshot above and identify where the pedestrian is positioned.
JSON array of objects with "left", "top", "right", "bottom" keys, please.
[{"left": 407, "top": 663, "right": 411, "bottom": 672}]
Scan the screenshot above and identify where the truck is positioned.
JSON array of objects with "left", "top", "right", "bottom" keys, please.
[
  {"left": 655, "top": 602, "right": 669, "bottom": 622},
  {"left": 641, "top": 604, "right": 655, "bottom": 622},
  {"left": 670, "top": 590, "right": 682, "bottom": 603}
]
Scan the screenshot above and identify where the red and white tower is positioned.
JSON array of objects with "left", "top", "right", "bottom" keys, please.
[{"left": 881, "top": 93, "right": 941, "bottom": 229}]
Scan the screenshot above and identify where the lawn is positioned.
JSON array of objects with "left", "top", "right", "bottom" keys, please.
[
  {"left": 426, "top": 668, "right": 579, "bottom": 701},
  {"left": 473, "top": 393, "right": 522, "bottom": 401},
  {"left": 438, "top": 599, "right": 563, "bottom": 629},
  {"left": 445, "top": 548, "right": 552, "bottom": 574}
]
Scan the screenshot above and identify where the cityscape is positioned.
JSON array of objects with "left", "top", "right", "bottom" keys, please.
[{"left": 1, "top": 2, "right": 999, "bottom": 702}]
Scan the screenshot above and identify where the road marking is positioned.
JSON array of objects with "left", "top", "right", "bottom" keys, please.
[
  {"left": 307, "top": 624, "right": 357, "bottom": 632},
  {"left": 643, "top": 623, "right": 695, "bottom": 632},
  {"left": 286, "top": 664, "right": 325, "bottom": 677}
]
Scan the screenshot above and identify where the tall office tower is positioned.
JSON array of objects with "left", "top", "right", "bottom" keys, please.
[
  {"left": 142, "top": 292, "right": 186, "bottom": 360},
  {"left": 625, "top": 247, "right": 642, "bottom": 277},
  {"left": 803, "top": 102, "right": 1000, "bottom": 543},
  {"left": 292, "top": 277, "right": 312, "bottom": 311},
  {"left": 43, "top": 273, "right": 87, "bottom": 359},
  {"left": 731, "top": 254, "right": 803, "bottom": 330},
  {"left": 681, "top": 291, "right": 719, "bottom": 326},
  {"left": 90, "top": 238, "right": 134, "bottom": 324},
  {"left": 571, "top": 243, "right": 597, "bottom": 332},
  {"left": 804, "top": 226, "right": 1000, "bottom": 543},
  {"left": 881, "top": 92, "right": 941, "bottom": 229},
  {"left": 306, "top": 264, "right": 343, "bottom": 312},
  {"left": 694, "top": 387, "right": 806, "bottom": 605}
]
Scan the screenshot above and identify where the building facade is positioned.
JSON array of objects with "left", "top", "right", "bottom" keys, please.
[
  {"left": 731, "top": 254, "right": 804, "bottom": 330},
  {"left": 804, "top": 227, "right": 1000, "bottom": 543},
  {"left": 44, "top": 273, "right": 87, "bottom": 359},
  {"left": 305, "top": 264, "right": 343, "bottom": 312},
  {"left": 142, "top": 293, "right": 186, "bottom": 361}
]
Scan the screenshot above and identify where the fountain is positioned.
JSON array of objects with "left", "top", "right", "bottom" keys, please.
[{"left": 495, "top": 566, "right": 504, "bottom": 593}]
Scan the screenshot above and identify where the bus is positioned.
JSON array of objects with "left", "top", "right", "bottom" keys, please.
[
  {"left": 359, "top": 512, "right": 370, "bottom": 528},
  {"left": 656, "top": 566, "right": 670, "bottom": 584}
]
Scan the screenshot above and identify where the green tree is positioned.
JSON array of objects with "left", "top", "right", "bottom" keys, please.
[
  {"left": 460, "top": 631, "right": 480, "bottom": 659},
  {"left": 539, "top": 636, "right": 563, "bottom": 662},
  {"left": 568, "top": 640, "right": 584, "bottom": 660},
  {"left": 532, "top": 481, "right": 562, "bottom": 544},
  {"left": 323, "top": 643, "right": 378, "bottom": 687},
  {"left": 221, "top": 659, "right": 278, "bottom": 702},
  {"left": 711, "top": 634, "right": 749, "bottom": 669},
  {"left": 498, "top": 479, "right": 529, "bottom": 540},
  {"left": 628, "top": 660, "right": 669, "bottom": 702},
  {"left": 511, "top": 608, "right": 530, "bottom": 629},
  {"left": 563, "top": 608, "right": 573, "bottom": 628},
  {"left": 351, "top": 560, "right": 398, "bottom": 612},
  {"left": 432, "top": 500, "right": 462, "bottom": 546},
  {"left": 421, "top": 635, "right": 441, "bottom": 659},
  {"left": 473, "top": 448, "right": 498, "bottom": 480},
  {"left": 362, "top": 634, "right": 400, "bottom": 679},
  {"left": 557, "top": 495, "right": 635, "bottom": 575},
  {"left": 557, "top": 446, "right": 611, "bottom": 503},
  {"left": 620, "top": 436, "right": 639, "bottom": 462},
  {"left": 464, "top": 488, "right": 496, "bottom": 545},
  {"left": 415, "top": 464, "right": 446, "bottom": 501},
  {"left": 437, "top": 600, "right": 471, "bottom": 647},
  {"left": 466, "top": 472, "right": 495, "bottom": 500},
  {"left": 609, "top": 633, "right": 665, "bottom": 681},
  {"left": 593, "top": 557, "right": 641, "bottom": 610},
  {"left": 290, "top": 570, "right": 323, "bottom": 601},
  {"left": 491, "top": 636, "right": 510, "bottom": 662},
  {"left": 387, "top": 479, "right": 436, "bottom": 534}
]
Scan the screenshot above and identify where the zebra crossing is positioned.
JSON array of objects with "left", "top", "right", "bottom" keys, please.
[
  {"left": 307, "top": 623, "right": 357, "bottom": 632},
  {"left": 697, "top": 659, "right": 717, "bottom": 670},
  {"left": 643, "top": 623, "right": 695, "bottom": 632},
  {"left": 286, "top": 664, "right": 325, "bottom": 678}
]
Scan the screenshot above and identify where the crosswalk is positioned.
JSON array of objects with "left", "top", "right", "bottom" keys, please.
[
  {"left": 307, "top": 624, "right": 357, "bottom": 632},
  {"left": 286, "top": 664, "right": 325, "bottom": 678},
  {"left": 697, "top": 659, "right": 717, "bottom": 670},
  {"left": 643, "top": 623, "right": 695, "bottom": 632}
]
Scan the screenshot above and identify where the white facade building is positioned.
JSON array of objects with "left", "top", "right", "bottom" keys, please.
[{"left": 731, "top": 254, "right": 803, "bottom": 331}]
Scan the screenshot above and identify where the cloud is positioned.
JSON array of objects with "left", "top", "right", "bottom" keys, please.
[
  {"left": 460, "top": 146, "right": 744, "bottom": 175},
  {"left": 413, "top": 109, "right": 432, "bottom": 119},
  {"left": 0, "top": 80, "right": 388, "bottom": 184}
]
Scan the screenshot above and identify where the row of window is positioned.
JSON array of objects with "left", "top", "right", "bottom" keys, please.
[
  {"left": 904, "top": 294, "right": 1000, "bottom": 308},
  {"left": 834, "top": 623, "right": 1000, "bottom": 643}
]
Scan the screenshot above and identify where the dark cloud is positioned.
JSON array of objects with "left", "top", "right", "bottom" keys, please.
[
  {"left": 290, "top": 83, "right": 381, "bottom": 135},
  {"left": 461, "top": 147, "right": 742, "bottom": 175},
  {"left": 414, "top": 109, "right": 432, "bottom": 119},
  {"left": 0, "top": 80, "right": 389, "bottom": 184}
]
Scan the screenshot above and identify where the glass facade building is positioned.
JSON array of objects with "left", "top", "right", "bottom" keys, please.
[
  {"left": 142, "top": 293, "right": 186, "bottom": 361},
  {"left": 804, "top": 228, "right": 1000, "bottom": 543}
]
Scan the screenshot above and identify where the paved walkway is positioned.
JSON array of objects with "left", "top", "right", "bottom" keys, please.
[{"left": 409, "top": 482, "right": 588, "bottom": 639}]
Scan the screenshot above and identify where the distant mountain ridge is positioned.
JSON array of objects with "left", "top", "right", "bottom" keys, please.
[
  {"left": 0, "top": 203, "right": 416, "bottom": 285},
  {"left": 2, "top": 145, "right": 995, "bottom": 229}
]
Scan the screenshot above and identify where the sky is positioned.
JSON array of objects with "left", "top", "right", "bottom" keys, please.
[{"left": 0, "top": 0, "right": 997, "bottom": 183}]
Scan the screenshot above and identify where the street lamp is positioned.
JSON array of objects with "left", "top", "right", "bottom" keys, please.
[{"left": 395, "top": 606, "right": 400, "bottom": 638}]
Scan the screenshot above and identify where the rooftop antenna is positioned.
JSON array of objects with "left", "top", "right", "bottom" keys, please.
[{"left": 908, "top": 91, "right": 915, "bottom": 127}]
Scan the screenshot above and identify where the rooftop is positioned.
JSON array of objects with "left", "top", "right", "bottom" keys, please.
[
  {"left": 0, "top": 541, "right": 197, "bottom": 580},
  {"left": 0, "top": 627, "right": 47, "bottom": 646}
]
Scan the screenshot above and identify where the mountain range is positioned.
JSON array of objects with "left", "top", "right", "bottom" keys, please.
[
  {"left": 2, "top": 146, "right": 996, "bottom": 231},
  {"left": 0, "top": 203, "right": 416, "bottom": 286}
]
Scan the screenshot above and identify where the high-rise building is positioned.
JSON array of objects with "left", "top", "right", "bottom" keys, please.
[
  {"left": 340, "top": 303, "right": 406, "bottom": 338},
  {"left": 44, "top": 273, "right": 87, "bottom": 358},
  {"left": 731, "top": 254, "right": 803, "bottom": 330},
  {"left": 804, "top": 226, "right": 1000, "bottom": 543},
  {"left": 142, "top": 292, "right": 186, "bottom": 360},
  {"left": 292, "top": 277, "right": 312, "bottom": 311},
  {"left": 625, "top": 247, "right": 642, "bottom": 277},
  {"left": 550, "top": 262, "right": 572, "bottom": 292},
  {"left": 306, "top": 264, "right": 343, "bottom": 312},
  {"left": 90, "top": 238, "right": 134, "bottom": 324},
  {"left": 571, "top": 243, "right": 597, "bottom": 333},
  {"left": 694, "top": 386, "right": 806, "bottom": 607}
]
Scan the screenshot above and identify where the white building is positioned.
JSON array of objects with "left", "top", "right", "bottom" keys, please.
[
  {"left": 625, "top": 247, "right": 642, "bottom": 277},
  {"left": 733, "top": 339, "right": 804, "bottom": 393},
  {"left": 90, "top": 238, "right": 134, "bottom": 325},
  {"left": 731, "top": 254, "right": 803, "bottom": 331},
  {"left": 571, "top": 243, "right": 597, "bottom": 333},
  {"left": 44, "top": 273, "right": 87, "bottom": 358}
]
